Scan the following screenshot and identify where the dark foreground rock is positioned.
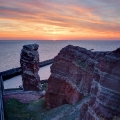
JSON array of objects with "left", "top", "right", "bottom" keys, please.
[
  {"left": 45, "top": 45, "right": 120, "bottom": 119},
  {"left": 20, "top": 44, "right": 42, "bottom": 91}
]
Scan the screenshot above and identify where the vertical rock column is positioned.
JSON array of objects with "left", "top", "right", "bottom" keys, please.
[{"left": 20, "top": 44, "right": 42, "bottom": 91}]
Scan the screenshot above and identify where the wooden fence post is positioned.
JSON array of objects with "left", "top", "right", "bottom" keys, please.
[{"left": 0, "top": 76, "right": 5, "bottom": 120}]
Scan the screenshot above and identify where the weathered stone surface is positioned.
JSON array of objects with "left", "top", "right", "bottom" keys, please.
[
  {"left": 45, "top": 76, "right": 83, "bottom": 109},
  {"left": 45, "top": 45, "right": 120, "bottom": 119},
  {"left": 45, "top": 45, "right": 103, "bottom": 109},
  {"left": 79, "top": 48, "right": 120, "bottom": 120},
  {"left": 20, "top": 44, "right": 42, "bottom": 91}
]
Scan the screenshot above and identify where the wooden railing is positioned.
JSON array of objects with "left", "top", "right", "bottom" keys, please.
[{"left": 0, "top": 76, "right": 5, "bottom": 120}]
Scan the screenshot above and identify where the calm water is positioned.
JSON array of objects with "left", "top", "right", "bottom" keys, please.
[
  {"left": 0, "top": 40, "right": 120, "bottom": 72},
  {"left": 4, "top": 64, "right": 51, "bottom": 89}
]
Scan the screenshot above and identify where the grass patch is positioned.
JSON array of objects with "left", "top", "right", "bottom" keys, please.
[
  {"left": 4, "top": 97, "right": 88, "bottom": 120},
  {"left": 77, "top": 59, "right": 86, "bottom": 68},
  {"left": 4, "top": 98, "right": 47, "bottom": 120},
  {"left": 4, "top": 98, "right": 31, "bottom": 120},
  {"left": 41, "top": 83, "right": 48, "bottom": 90}
]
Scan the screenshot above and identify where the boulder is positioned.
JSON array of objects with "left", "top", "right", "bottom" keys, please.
[{"left": 20, "top": 44, "right": 42, "bottom": 91}]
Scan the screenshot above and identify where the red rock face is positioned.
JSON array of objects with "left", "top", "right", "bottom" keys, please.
[
  {"left": 45, "top": 45, "right": 120, "bottom": 119},
  {"left": 20, "top": 44, "right": 42, "bottom": 91},
  {"left": 45, "top": 45, "right": 98, "bottom": 108},
  {"left": 45, "top": 76, "right": 83, "bottom": 109},
  {"left": 80, "top": 48, "right": 120, "bottom": 120}
]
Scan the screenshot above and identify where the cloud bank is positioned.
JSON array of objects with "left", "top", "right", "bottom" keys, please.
[{"left": 0, "top": 0, "right": 120, "bottom": 40}]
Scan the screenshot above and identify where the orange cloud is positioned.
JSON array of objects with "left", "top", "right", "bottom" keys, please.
[{"left": 0, "top": 0, "right": 120, "bottom": 40}]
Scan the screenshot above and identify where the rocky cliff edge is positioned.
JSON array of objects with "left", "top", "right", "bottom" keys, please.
[{"left": 45, "top": 45, "right": 120, "bottom": 119}]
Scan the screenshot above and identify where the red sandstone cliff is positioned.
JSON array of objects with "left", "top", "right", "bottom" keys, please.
[
  {"left": 45, "top": 45, "right": 120, "bottom": 119},
  {"left": 79, "top": 48, "right": 120, "bottom": 120},
  {"left": 45, "top": 45, "right": 105, "bottom": 108}
]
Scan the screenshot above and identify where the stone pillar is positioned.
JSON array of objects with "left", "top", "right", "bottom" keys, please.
[{"left": 20, "top": 44, "right": 42, "bottom": 91}]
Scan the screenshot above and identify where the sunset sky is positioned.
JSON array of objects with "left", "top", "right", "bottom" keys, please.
[{"left": 0, "top": 0, "right": 120, "bottom": 40}]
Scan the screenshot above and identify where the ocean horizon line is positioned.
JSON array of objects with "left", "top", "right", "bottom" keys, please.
[{"left": 0, "top": 39, "right": 120, "bottom": 41}]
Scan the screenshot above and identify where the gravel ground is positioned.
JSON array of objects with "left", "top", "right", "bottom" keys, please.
[{"left": 3, "top": 90, "right": 46, "bottom": 103}]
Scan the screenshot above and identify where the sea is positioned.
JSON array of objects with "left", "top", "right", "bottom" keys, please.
[
  {"left": 0, "top": 40, "right": 120, "bottom": 72},
  {"left": 0, "top": 40, "right": 120, "bottom": 89}
]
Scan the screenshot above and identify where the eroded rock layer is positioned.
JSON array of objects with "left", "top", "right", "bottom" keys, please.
[
  {"left": 80, "top": 48, "right": 120, "bottom": 120},
  {"left": 45, "top": 45, "right": 106, "bottom": 109},
  {"left": 20, "top": 44, "right": 42, "bottom": 91},
  {"left": 45, "top": 45, "right": 120, "bottom": 119}
]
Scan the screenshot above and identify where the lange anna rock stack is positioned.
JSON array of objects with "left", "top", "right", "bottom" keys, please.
[{"left": 20, "top": 44, "right": 42, "bottom": 91}]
